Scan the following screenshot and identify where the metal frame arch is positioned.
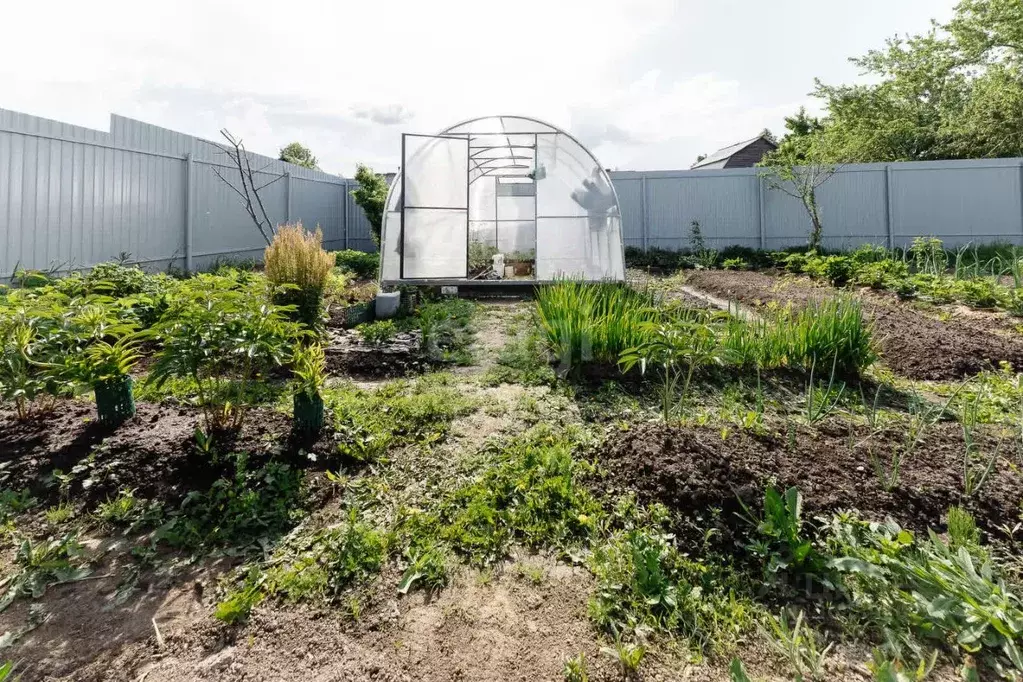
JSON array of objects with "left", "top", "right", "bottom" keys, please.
[{"left": 380, "top": 115, "right": 625, "bottom": 283}]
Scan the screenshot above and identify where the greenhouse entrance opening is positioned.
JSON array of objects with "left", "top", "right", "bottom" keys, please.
[{"left": 381, "top": 116, "right": 625, "bottom": 286}]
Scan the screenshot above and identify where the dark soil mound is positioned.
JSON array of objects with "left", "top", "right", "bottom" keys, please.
[
  {"left": 0, "top": 401, "right": 335, "bottom": 510},
  {"left": 685, "top": 269, "right": 1023, "bottom": 381},
  {"left": 600, "top": 421, "right": 1022, "bottom": 540}
]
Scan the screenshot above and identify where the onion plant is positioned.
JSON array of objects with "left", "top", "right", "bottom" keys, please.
[{"left": 535, "top": 281, "right": 657, "bottom": 375}]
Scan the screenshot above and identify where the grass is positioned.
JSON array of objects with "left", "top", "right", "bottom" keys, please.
[
  {"left": 436, "top": 425, "right": 601, "bottom": 566},
  {"left": 325, "top": 373, "right": 476, "bottom": 463}
]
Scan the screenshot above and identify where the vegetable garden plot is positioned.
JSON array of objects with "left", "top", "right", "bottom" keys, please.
[{"left": 685, "top": 269, "right": 1023, "bottom": 381}]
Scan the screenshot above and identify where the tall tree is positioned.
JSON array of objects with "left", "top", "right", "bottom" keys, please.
[
  {"left": 279, "top": 142, "right": 319, "bottom": 170},
  {"left": 351, "top": 165, "right": 389, "bottom": 247},
  {"left": 785, "top": 0, "right": 1023, "bottom": 162}
]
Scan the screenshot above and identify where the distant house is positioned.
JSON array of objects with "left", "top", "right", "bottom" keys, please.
[{"left": 691, "top": 135, "right": 777, "bottom": 170}]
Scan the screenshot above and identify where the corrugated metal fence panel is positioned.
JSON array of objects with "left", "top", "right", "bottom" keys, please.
[
  {"left": 611, "top": 176, "right": 644, "bottom": 248},
  {"left": 290, "top": 176, "right": 345, "bottom": 246},
  {"left": 0, "top": 109, "right": 381, "bottom": 278},
  {"left": 612, "top": 158, "right": 1023, "bottom": 253},
  {"left": 890, "top": 160, "right": 1023, "bottom": 247},
  {"left": 190, "top": 160, "right": 287, "bottom": 258}
]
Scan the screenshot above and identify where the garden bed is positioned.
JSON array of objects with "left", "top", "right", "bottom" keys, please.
[
  {"left": 684, "top": 269, "right": 1023, "bottom": 380},
  {"left": 0, "top": 400, "right": 335, "bottom": 510},
  {"left": 600, "top": 419, "right": 1023, "bottom": 542}
]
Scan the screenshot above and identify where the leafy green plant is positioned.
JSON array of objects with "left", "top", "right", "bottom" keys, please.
[
  {"left": 0, "top": 534, "right": 92, "bottom": 611},
  {"left": 154, "top": 452, "right": 305, "bottom": 552},
  {"left": 760, "top": 609, "right": 833, "bottom": 681},
  {"left": 910, "top": 237, "right": 948, "bottom": 276},
  {"left": 358, "top": 320, "right": 398, "bottom": 345},
  {"left": 416, "top": 298, "right": 478, "bottom": 364},
  {"left": 292, "top": 342, "right": 326, "bottom": 438},
  {"left": 959, "top": 389, "right": 1002, "bottom": 498},
  {"left": 147, "top": 274, "right": 303, "bottom": 432},
  {"left": 722, "top": 257, "right": 748, "bottom": 271},
  {"left": 804, "top": 355, "right": 846, "bottom": 424},
  {"left": 741, "top": 487, "right": 829, "bottom": 587},
  {"left": 620, "top": 314, "right": 728, "bottom": 420},
  {"left": 562, "top": 653, "right": 589, "bottom": 682},
  {"left": 729, "top": 658, "right": 755, "bottom": 682},
  {"left": 397, "top": 538, "right": 451, "bottom": 594},
  {"left": 468, "top": 241, "right": 501, "bottom": 275},
  {"left": 868, "top": 650, "right": 937, "bottom": 682},
  {"left": 946, "top": 506, "right": 981, "bottom": 553},
  {"left": 601, "top": 637, "right": 645, "bottom": 680},
  {"left": 214, "top": 576, "right": 264, "bottom": 624},
  {"left": 96, "top": 489, "right": 144, "bottom": 527},
  {"left": 826, "top": 515, "right": 1023, "bottom": 674},
  {"left": 439, "top": 427, "right": 600, "bottom": 566},
  {"left": 333, "top": 249, "right": 380, "bottom": 280}
]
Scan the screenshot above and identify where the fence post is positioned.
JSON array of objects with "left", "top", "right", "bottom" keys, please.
[
  {"left": 1019, "top": 160, "right": 1023, "bottom": 242},
  {"left": 184, "top": 153, "right": 193, "bottom": 273},
  {"left": 284, "top": 171, "right": 292, "bottom": 223},
  {"left": 885, "top": 165, "right": 895, "bottom": 249},
  {"left": 640, "top": 176, "right": 649, "bottom": 251},
  {"left": 757, "top": 173, "right": 766, "bottom": 249},
  {"left": 342, "top": 180, "right": 349, "bottom": 250}
]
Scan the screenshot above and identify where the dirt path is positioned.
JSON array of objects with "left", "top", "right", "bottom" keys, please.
[{"left": 685, "top": 269, "right": 1023, "bottom": 381}]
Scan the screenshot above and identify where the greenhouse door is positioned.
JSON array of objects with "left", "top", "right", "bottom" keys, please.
[{"left": 400, "top": 134, "right": 470, "bottom": 279}]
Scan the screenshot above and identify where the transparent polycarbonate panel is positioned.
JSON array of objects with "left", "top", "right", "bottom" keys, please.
[
  {"left": 535, "top": 133, "right": 616, "bottom": 219},
  {"left": 497, "top": 195, "right": 535, "bottom": 221},
  {"left": 536, "top": 216, "right": 623, "bottom": 280},
  {"left": 496, "top": 220, "right": 536, "bottom": 254},
  {"left": 470, "top": 220, "right": 498, "bottom": 247},
  {"left": 469, "top": 175, "right": 496, "bottom": 222},
  {"left": 402, "top": 208, "right": 468, "bottom": 279},
  {"left": 381, "top": 210, "right": 401, "bottom": 280},
  {"left": 446, "top": 117, "right": 557, "bottom": 135},
  {"left": 404, "top": 135, "right": 469, "bottom": 209}
]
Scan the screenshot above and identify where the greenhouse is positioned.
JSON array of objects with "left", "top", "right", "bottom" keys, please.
[{"left": 379, "top": 115, "right": 625, "bottom": 285}]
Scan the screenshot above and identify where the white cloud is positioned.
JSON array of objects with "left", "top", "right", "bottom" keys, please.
[{"left": 0, "top": 0, "right": 958, "bottom": 174}]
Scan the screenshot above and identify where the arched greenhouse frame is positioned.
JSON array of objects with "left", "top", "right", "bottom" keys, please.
[{"left": 379, "top": 115, "right": 625, "bottom": 286}]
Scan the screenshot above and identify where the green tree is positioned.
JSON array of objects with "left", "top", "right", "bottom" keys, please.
[
  {"left": 279, "top": 142, "right": 319, "bottom": 170},
  {"left": 784, "top": 0, "right": 1023, "bottom": 162},
  {"left": 351, "top": 165, "right": 389, "bottom": 246}
]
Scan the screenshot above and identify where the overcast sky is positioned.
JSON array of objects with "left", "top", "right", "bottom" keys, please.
[{"left": 2, "top": 0, "right": 958, "bottom": 176}]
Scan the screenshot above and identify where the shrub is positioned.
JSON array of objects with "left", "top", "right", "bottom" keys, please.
[
  {"left": 334, "top": 249, "right": 380, "bottom": 280},
  {"left": 148, "top": 274, "right": 303, "bottom": 432},
  {"left": 535, "top": 281, "right": 658, "bottom": 373},
  {"left": 721, "top": 257, "right": 748, "bottom": 271},
  {"left": 265, "top": 223, "right": 334, "bottom": 328}
]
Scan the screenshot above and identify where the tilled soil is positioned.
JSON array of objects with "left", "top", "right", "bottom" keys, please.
[
  {"left": 600, "top": 420, "right": 1023, "bottom": 542},
  {"left": 684, "top": 270, "right": 1023, "bottom": 380},
  {"left": 0, "top": 400, "right": 335, "bottom": 510}
]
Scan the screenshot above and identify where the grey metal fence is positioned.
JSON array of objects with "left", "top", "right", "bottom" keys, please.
[
  {"left": 610, "top": 158, "right": 1023, "bottom": 252},
  {"left": 0, "top": 108, "right": 377, "bottom": 279}
]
